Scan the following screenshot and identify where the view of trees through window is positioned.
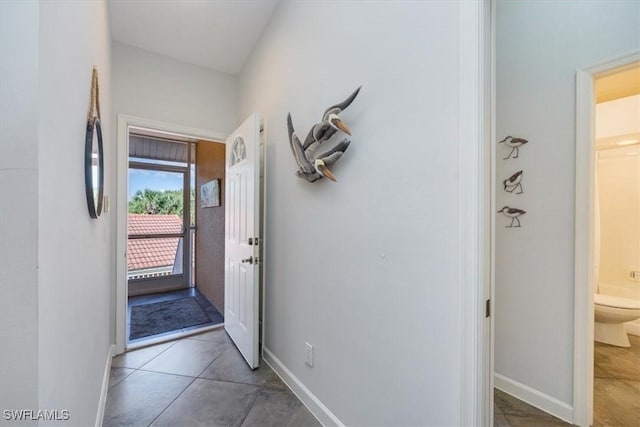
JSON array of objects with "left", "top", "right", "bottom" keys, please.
[{"left": 128, "top": 188, "right": 195, "bottom": 224}]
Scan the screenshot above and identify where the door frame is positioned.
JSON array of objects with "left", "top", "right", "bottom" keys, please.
[
  {"left": 573, "top": 51, "right": 640, "bottom": 427},
  {"left": 127, "top": 160, "right": 190, "bottom": 295},
  {"left": 115, "top": 114, "right": 226, "bottom": 354},
  {"left": 460, "top": 0, "right": 493, "bottom": 425}
]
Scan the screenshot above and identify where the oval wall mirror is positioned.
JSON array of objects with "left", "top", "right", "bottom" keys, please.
[{"left": 85, "top": 116, "right": 104, "bottom": 218}]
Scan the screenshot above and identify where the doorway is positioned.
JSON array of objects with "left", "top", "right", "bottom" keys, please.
[
  {"left": 574, "top": 53, "right": 640, "bottom": 426},
  {"left": 115, "top": 116, "right": 229, "bottom": 353},
  {"left": 125, "top": 130, "right": 226, "bottom": 346}
]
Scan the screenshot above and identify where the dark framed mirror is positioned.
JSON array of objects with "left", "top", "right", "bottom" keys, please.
[{"left": 85, "top": 116, "right": 104, "bottom": 218}]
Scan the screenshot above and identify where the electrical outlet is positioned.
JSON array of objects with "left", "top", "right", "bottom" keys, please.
[
  {"left": 305, "top": 342, "right": 314, "bottom": 367},
  {"left": 630, "top": 271, "right": 640, "bottom": 282}
]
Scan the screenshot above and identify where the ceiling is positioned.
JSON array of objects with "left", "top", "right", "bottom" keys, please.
[
  {"left": 595, "top": 63, "right": 640, "bottom": 104},
  {"left": 109, "top": 0, "right": 280, "bottom": 75}
]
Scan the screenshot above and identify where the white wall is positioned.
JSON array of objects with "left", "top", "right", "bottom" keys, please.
[
  {"left": 597, "top": 146, "right": 640, "bottom": 297},
  {"left": 495, "top": 0, "right": 640, "bottom": 415},
  {"left": 0, "top": 2, "right": 40, "bottom": 422},
  {"left": 239, "top": 1, "right": 467, "bottom": 425},
  {"left": 37, "top": 1, "right": 113, "bottom": 425},
  {"left": 1, "top": 2, "right": 113, "bottom": 425},
  {"left": 112, "top": 42, "right": 237, "bottom": 134}
]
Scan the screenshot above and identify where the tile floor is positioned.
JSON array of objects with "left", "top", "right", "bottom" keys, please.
[
  {"left": 593, "top": 334, "right": 640, "bottom": 427},
  {"left": 128, "top": 288, "right": 224, "bottom": 345},
  {"left": 494, "top": 389, "right": 573, "bottom": 427},
  {"left": 108, "top": 328, "right": 639, "bottom": 426},
  {"left": 495, "top": 334, "right": 640, "bottom": 427},
  {"left": 104, "top": 328, "right": 321, "bottom": 427}
]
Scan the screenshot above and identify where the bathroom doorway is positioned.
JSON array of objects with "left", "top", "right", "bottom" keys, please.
[{"left": 574, "top": 54, "right": 640, "bottom": 426}]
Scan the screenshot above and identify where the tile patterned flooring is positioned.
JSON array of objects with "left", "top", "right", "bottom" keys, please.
[
  {"left": 494, "top": 389, "right": 572, "bottom": 427},
  {"left": 495, "top": 334, "right": 640, "bottom": 427},
  {"left": 593, "top": 334, "right": 640, "bottom": 427},
  {"left": 107, "top": 329, "right": 639, "bottom": 426},
  {"left": 104, "top": 329, "right": 321, "bottom": 427}
]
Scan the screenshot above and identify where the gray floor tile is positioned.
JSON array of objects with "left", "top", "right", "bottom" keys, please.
[
  {"left": 240, "top": 388, "right": 302, "bottom": 427},
  {"left": 141, "top": 339, "right": 229, "bottom": 377},
  {"left": 111, "top": 341, "right": 176, "bottom": 369},
  {"left": 503, "top": 414, "right": 572, "bottom": 427},
  {"left": 151, "top": 378, "right": 259, "bottom": 427},
  {"left": 286, "top": 405, "right": 322, "bottom": 427},
  {"left": 108, "top": 367, "right": 135, "bottom": 388},
  {"left": 188, "top": 328, "right": 233, "bottom": 345},
  {"left": 103, "top": 370, "right": 193, "bottom": 427},
  {"left": 494, "top": 409, "right": 511, "bottom": 427},
  {"left": 494, "top": 389, "right": 571, "bottom": 426},
  {"left": 199, "top": 346, "right": 286, "bottom": 390}
]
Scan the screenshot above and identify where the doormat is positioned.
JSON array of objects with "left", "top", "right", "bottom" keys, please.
[{"left": 129, "top": 297, "right": 212, "bottom": 340}]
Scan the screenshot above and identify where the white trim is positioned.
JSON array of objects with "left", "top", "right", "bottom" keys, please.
[
  {"left": 573, "top": 51, "right": 640, "bottom": 427},
  {"left": 488, "top": 1, "right": 497, "bottom": 426},
  {"left": 95, "top": 344, "right": 115, "bottom": 427},
  {"left": 495, "top": 374, "right": 573, "bottom": 423},
  {"left": 127, "top": 323, "right": 224, "bottom": 351},
  {"left": 260, "top": 117, "right": 268, "bottom": 359},
  {"left": 459, "top": 1, "right": 490, "bottom": 426},
  {"left": 263, "top": 347, "right": 342, "bottom": 427},
  {"left": 115, "top": 114, "right": 227, "bottom": 355}
]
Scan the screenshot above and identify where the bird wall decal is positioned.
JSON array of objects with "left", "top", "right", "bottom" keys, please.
[
  {"left": 499, "top": 136, "right": 528, "bottom": 159},
  {"left": 287, "top": 86, "right": 361, "bottom": 183},
  {"left": 503, "top": 170, "right": 524, "bottom": 194},
  {"left": 498, "top": 206, "right": 526, "bottom": 228}
]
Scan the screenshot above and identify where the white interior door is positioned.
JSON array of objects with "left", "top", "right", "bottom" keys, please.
[{"left": 225, "top": 114, "right": 261, "bottom": 368}]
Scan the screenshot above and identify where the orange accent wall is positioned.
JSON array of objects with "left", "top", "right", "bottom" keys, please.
[{"left": 195, "top": 140, "right": 226, "bottom": 313}]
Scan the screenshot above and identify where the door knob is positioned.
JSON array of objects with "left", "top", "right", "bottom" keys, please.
[{"left": 241, "top": 256, "right": 253, "bottom": 264}]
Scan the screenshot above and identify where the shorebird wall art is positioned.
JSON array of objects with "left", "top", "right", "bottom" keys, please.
[
  {"left": 498, "top": 206, "right": 526, "bottom": 228},
  {"left": 287, "top": 86, "right": 361, "bottom": 183},
  {"left": 503, "top": 170, "right": 524, "bottom": 194},
  {"left": 499, "top": 136, "right": 528, "bottom": 159}
]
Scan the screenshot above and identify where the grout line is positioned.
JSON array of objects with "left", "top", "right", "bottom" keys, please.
[
  {"left": 145, "top": 376, "right": 198, "bottom": 427},
  {"left": 235, "top": 387, "right": 261, "bottom": 427},
  {"left": 108, "top": 368, "right": 136, "bottom": 389},
  {"left": 132, "top": 340, "right": 179, "bottom": 370},
  {"left": 136, "top": 368, "right": 201, "bottom": 380},
  {"left": 192, "top": 343, "right": 232, "bottom": 377},
  {"left": 195, "top": 375, "right": 280, "bottom": 390}
]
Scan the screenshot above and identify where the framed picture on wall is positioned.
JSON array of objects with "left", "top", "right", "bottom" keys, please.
[{"left": 201, "top": 179, "right": 220, "bottom": 208}]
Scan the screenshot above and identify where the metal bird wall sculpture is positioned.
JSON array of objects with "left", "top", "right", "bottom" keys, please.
[
  {"left": 503, "top": 170, "right": 524, "bottom": 194},
  {"left": 287, "top": 86, "right": 361, "bottom": 182},
  {"left": 499, "top": 136, "right": 528, "bottom": 159},
  {"left": 498, "top": 206, "right": 526, "bottom": 228}
]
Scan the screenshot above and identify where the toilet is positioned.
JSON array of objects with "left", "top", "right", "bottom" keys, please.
[{"left": 594, "top": 293, "right": 640, "bottom": 347}]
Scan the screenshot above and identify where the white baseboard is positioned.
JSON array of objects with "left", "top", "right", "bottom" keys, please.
[
  {"left": 263, "top": 347, "right": 343, "bottom": 427},
  {"left": 626, "top": 320, "right": 640, "bottom": 336},
  {"left": 95, "top": 344, "right": 115, "bottom": 427},
  {"left": 494, "top": 373, "right": 573, "bottom": 423}
]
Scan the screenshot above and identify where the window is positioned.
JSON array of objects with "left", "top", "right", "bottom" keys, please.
[{"left": 230, "top": 136, "right": 247, "bottom": 166}]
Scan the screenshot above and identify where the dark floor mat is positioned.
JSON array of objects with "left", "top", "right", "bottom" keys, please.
[{"left": 129, "top": 297, "right": 212, "bottom": 340}]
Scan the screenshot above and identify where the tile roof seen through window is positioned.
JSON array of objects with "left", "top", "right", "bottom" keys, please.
[
  {"left": 128, "top": 214, "right": 183, "bottom": 235},
  {"left": 127, "top": 214, "right": 183, "bottom": 272}
]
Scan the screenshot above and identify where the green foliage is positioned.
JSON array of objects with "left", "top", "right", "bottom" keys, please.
[{"left": 129, "top": 188, "right": 195, "bottom": 223}]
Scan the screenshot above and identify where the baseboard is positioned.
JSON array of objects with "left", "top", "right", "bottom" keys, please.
[
  {"left": 95, "top": 344, "right": 115, "bottom": 427},
  {"left": 494, "top": 373, "right": 573, "bottom": 423},
  {"left": 263, "top": 347, "right": 344, "bottom": 427},
  {"left": 626, "top": 320, "right": 640, "bottom": 337}
]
